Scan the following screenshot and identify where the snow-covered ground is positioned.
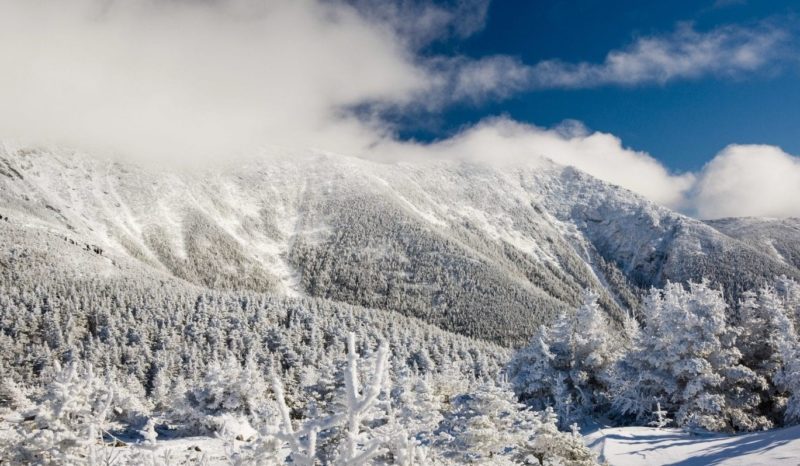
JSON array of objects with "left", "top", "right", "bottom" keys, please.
[
  {"left": 81, "top": 425, "right": 800, "bottom": 465},
  {"left": 585, "top": 425, "right": 800, "bottom": 466},
  {"left": 117, "top": 436, "right": 231, "bottom": 465}
]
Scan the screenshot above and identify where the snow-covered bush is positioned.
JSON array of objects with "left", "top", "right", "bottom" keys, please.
[
  {"left": 612, "top": 281, "right": 770, "bottom": 431},
  {"left": 9, "top": 362, "right": 114, "bottom": 465},
  {"left": 435, "top": 382, "right": 598, "bottom": 465},
  {"left": 509, "top": 290, "right": 620, "bottom": 426},
  {"left": 225, "top": 333, "right": 599, "bottom": 465},
  {"left": 229, "top": 333, "right": 397, "bottom": 465},
  {"left": 393, "top": 372, "right": 444, "bottom": 446},
  {"left": 0, "top": 376, "right": 30, "bottom": 413},
  {"left": 171, "top": 353, "right": 272, "bottom": 435},
  {"left": 436, "top": 382, "right": 534, "bottom": 463},
  {"left": 519, "top": 408, "right": 598, "bottom": 466}
]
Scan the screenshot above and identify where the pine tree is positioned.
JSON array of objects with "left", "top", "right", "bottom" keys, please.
[
  {"left": 437, "top": 382, "right": 537, "bottom": 463},
  {"left": 508, "top": 326, "right": 556, "bottom": 408},
  {"left": 509, "top": 290, "right": 620, "bottom": 425},
  {"left": 259, "top": 332, "right": 392, "bottom": 465},
  {"left": 518, "top": 407, "right": 598, "bottom": 466},
  {"left": 570, "top": 289, "right": 619, "bottom": 414},
  {"left": 613, "top": 281, "right": 770, "bottom": 431}
]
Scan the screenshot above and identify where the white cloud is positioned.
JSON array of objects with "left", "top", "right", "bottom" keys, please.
[
  {"left": 0, "top": 0, "right": 435, "bottom": 163},
  {"left": 379, "top": 118, "right": 696, "bottom": 209},
  {"left": 692, "top": 144, "right": 800, "bottom": 219},
  {"left": 405, "top": 20, "right": 792, "bottom": 105},
  {"left": 0, "top": 0, "right": 520, "bottom": 164},
  {"left": 350, "top": 0, "right": 490, "bottom": 49},
  {"left": 413, "top": 21, "right": 790, "bottom": 99},
  {"left": 383, "top": 120, "right": 800, "bottom": 220},
  {"left": 526, "top": 22, "right": 788, "bottom": 88},
  {"left": 429, "top": 55, "right": 533, "bottom": 104}
]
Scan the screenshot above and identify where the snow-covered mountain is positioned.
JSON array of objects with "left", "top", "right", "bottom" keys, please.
[
  {"left": 707, "top": 217, "right": 800, "bottom": 271},
  {"left": 1, "top": 144, "right": 797, "bottom": 345}
]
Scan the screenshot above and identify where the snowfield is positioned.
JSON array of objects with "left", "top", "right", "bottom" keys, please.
[{"left": 586, "top": 425, "right": 800, "bottom": 465}]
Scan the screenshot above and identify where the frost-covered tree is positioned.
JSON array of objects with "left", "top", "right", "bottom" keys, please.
[
  {"left": 518, "top": 408, "right": 598, "bottom": 466},
  {"left": 248, "top": 333, "right": 395, "bottom": 465},
  {"left": 733, "top": 287, "right": 799, "bottom": 422},
  {"left": 435, "top": 382, "right": 598, "bottom": 465},
  {"left": 648, "top": 402, "right": 671, "bottom": 429},
  {"left": 570, "top": 290, "right": 620, "bottom": 413},
  {"left": 780, "top": 342, "right": 800, "bottom": 424},
  {"left": 775, "top": 275, "right": 800, "bottom": 326},
  {"left": 437, "top": 382, "right": 533, "bottom": 463},
  {"left": 0, "top": 376, "right": 29, "bottom": 412},
  {"left": 11, "top": 362, "right": 114, "bottom": 465},
  {"left": 173, "top": 352, "right": 270, "bottom": 435},
  {"left": 509, "top": 290, "right": 620, "bottom": 425},
  {"left": 613, "top": 281, "right": 770, "bottom": 431},
  {"left": 507, "top": 327, "right": 556, "bottom": 407},
  {"left": 393, "top": 372, "right": 444, "bottom": 446},
  {"left": 336, "top": 332, "right": 391, "bottom": 465}
]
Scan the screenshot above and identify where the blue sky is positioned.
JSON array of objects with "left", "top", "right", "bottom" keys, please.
[{"left": 403, "top": 0, "right": 800, "bottom": 173}]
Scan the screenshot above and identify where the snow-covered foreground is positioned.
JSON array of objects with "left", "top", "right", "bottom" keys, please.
[
  {"left": 110, "top": 436, "right": 231, "bottom": 465},
  {"left": 50, "top": 425, "right": 800, "bottom": 466},
  {"left": 585, "top": 425, "right": 800, "bottom": 466}
]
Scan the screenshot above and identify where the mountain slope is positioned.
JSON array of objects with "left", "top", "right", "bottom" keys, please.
[
  {"left": 707, "top": 217, "right": 800, "bottom": 271},
  {"left": 1, "top": 144, "right": 797, "bottom": 344}
]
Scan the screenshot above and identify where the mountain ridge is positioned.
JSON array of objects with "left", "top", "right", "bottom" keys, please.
[{"left": 2, "top": 144, "right": 798, "bottom": 345}]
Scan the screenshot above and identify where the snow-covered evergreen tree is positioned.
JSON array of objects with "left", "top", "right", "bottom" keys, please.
[
  {"left": 508, "top": 326, "right": 556, "bottom": 408},
  {"left": 648, "top": 401, "right": 671, "bottom": 429},
  {"left": 0, "top": 376, "right": 29, "bottom": 412},
  {"left": 570, "top": 290, "right": 620, "bottom": 414},
  {"left": 509, "top": 290, "right": 620, "bottom": 426},
  {"left": 518, "top": 407, "right": 598, "bottom": 466},
  {"left": 613, "top": 281, "right": 770, "bottom": 431},
  {"left": 435, "top": 382, "right": 598, "bottom": 465},
  {"left": 780, "top": 343, "right": 800, "bottom": 424},
  {"left": 437, "top": 382, "right": 533, "bottom": 463},
  {"left": 173, "top": 352, "right": 273, "bottom": 435},
  {"left": 393, "top": 372, "right": 444, "bottom": 446}
]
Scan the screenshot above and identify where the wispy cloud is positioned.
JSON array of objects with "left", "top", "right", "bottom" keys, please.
[
  {"left": 525, "top": 22, "right": 790, "bottom": 89},
  {"left": 350, "top": 0, "right": 490, "bottom": 49},
  {"left": 414, "top": 20, "right": 793, "bottom": 105}
]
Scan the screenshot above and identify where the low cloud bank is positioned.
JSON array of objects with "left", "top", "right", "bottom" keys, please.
[
  {"left": 693, "top": 144, "right": 800, "bottom": 219},
  {"left": 382, "top": 118, "right": 800, "bottom": 219}
]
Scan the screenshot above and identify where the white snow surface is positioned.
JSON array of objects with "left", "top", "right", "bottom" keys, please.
[
  {"left": 585, "top": 425, "right": 800, "bottom": 466},
  {"left": 85, "top": 425, "right": 800, "bottom": 465}
]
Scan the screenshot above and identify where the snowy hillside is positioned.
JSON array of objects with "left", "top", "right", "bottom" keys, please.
[
  {"left": 708, "top": 217, "right": 800, "bottom": 270},
  {"left": 3, "top": 145, "right": 800, "bottom": 464},
  {"left": 1, "top": 144, "right": 797, "bottom": 344}
]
